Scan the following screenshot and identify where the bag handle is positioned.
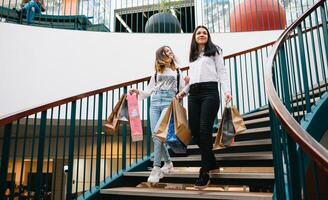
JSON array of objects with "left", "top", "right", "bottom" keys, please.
[{"left": 225, "top": 101, "right": 232, "bottom": 108}]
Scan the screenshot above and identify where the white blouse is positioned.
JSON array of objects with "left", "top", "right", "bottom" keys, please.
[
  {"left": 182, "top": 49, "right": 230, "bottom": 94},
  {"left": 138, "top": 67, "right": 185, "bottom": 100}
]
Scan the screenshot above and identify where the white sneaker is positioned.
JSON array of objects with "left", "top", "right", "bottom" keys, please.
[
  {"left": 161, "top": 162, "right": 174, "bottom": 174},
  {"left": 147, "top": 166, "right": 164, "bottom": 183}
]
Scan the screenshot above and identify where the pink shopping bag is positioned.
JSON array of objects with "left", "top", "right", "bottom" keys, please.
[{"left": 127, "top": 94, "right": 143, "bottom": 142}]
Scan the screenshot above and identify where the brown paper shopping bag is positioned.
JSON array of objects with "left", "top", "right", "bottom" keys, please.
[
  {"left": 172, "top": 98, "right": 191, "bottom": 146},
  {"left": 213, "top": 107, "right": 235, "bottom": 150},
  {"left": 231, "top": 106, "right": 246, "bottom": 135},
  {"left": 155, "top": 102, "right": 173, "bottom": 143},
  {"left": 104, "top": 94, "right": 127, "bottom": 133}
]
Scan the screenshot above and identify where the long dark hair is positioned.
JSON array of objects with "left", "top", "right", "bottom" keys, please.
[
  {"left": 155, "top": 46, "right": 177, "bottom": 73},
  {"left": 189, "top": 25, "right": 221, "bottom": 62}
]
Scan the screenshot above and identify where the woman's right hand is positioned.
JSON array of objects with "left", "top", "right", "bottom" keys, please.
[{"left": 129, "top": 88, "right": 139, "bottom": 95}]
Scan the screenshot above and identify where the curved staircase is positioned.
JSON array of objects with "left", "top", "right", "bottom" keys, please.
[{"left": 99, "top": 107, "right": 274, "bottom": 200}]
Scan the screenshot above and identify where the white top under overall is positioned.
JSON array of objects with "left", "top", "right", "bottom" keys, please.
[
  {"left": 183, "top": 49, "right": 230, "bottom": 94},
  {"left": 138, "top": 67, "right": 185, "bottom": 100}
]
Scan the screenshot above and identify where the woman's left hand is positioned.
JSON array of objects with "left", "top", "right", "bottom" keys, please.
[
  {"left": 176, "top": 91, "right": 186, "bottom": 100},
  {"left": 183, "top": 76, "right": 190, "bottom": 85},
  {"left": 224, "top": 92, "right": 232, "bottom": 104}
]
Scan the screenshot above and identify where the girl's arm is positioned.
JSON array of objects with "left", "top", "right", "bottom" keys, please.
[{"left": 129, "top": 74, "right": 156, "bottom": 100}]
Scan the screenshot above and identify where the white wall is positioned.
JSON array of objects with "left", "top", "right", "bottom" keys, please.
[{"left": 0, "top": 22, "right": 282, "bottom": 116}]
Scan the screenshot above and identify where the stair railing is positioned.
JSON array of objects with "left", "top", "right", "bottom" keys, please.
[{"left": 265, "top": 0, "right": 328, "bottom": 199}]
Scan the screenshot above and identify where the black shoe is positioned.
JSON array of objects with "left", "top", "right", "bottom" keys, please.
[{"left": 194, "top": 168, "right": 210, "bottom": 189}]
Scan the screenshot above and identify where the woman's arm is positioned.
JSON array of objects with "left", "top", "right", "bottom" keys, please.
[{"left": 215, "top": 50, "right": 232, "bottom": 103}]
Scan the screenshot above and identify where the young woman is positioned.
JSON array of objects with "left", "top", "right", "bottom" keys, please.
[
  {"left": 129, "top": 46, "right": 187, "bottom": 183},
  {"left": 177, "top": 25, "right": 232, "bottom": 189}
]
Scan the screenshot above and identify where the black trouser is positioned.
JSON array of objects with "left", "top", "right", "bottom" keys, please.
[{"left": 188, "top": 82, "right": 220, "bottom": 171}]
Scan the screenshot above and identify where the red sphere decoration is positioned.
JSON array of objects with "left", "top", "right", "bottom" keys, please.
[{"left": 230, "top": 0, "right": 286, "bottom": 32}]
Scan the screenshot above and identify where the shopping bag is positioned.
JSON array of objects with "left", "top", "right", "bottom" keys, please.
[
  {"left": 172, "top": 98, "right": 191, "bottom": 146},
  {"left": 166, "top": 112, "right": 187, "bottom": 154},
  {"left": 155, "top": 102, "right": 173, "bottom": 143},
  {"left": 127, "top": 94, "right": 143, "bottom": 142},
  {"left": 213, "top": 107, "right": 235, "bottom": 150},
  {"left": 104, "top": 94, "right": 127, "bottom": 134},
  {"left": 231, "top": 106, "right": 246, "bottom": 134},
  {"left": 119, "top": 99, "right": 129, "bottom": 122}
]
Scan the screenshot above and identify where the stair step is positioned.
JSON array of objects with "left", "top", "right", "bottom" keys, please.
[
  {"left": 293, "top": 81, "right": 328, "bottom": 101},
  {"left": 242, "top": 109, "right": 269, "bottom": 120},
  {"left": 244, "top": 117, "right": 269, "bottom": 128},
  {"left": 234, "top": 127, "right": 271, "bottom": 141},
  {"left": 124, "top": 171, "right": 274, "bottom": 180},
  {"left": 127, "top": 168, "right": 274, "bottom": 187},
  {"left": 236, "top": 127, "right": 270, "bottom": 134},
  {"left": 292, "top": 96, "right": 319, "bottom": 109},
  {"left": 145, "top": 167, "right": 274, "bottom": 173},
  {"left": 167, "top": 151, "right": 272, "bottom": 162},
  {"left": 187, "top": 127, "right": 271, "bottom": 147},
  {"left": 212, "top": 127, "right": 271, "bottom": 136},
  {"left": 188, "top": 139, "right": 271, "bottom": 150},
  {"left": 218, "top": 167, "right": 274, "bottom": 173},
  {"left": 100, "top": 187, "right": 273, "bottom": 200},
  {"left": 185, "top": 139, "right": 271, "bottom": 155},
  {"left": 135, "top": 182, "right": 252, "bottom": 191},
  {"left": 153, "top": 151, "right": 273, "bottom": 167}
]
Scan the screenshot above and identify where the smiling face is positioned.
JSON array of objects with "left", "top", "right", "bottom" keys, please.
[
  {"left": 195, "top": 27, "right": 208, "bottom": 46},
  {"left": 163, "top": 46, "right": 174, "bottom": 59}
]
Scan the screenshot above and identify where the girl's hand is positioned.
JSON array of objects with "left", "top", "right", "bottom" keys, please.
[
  {"left": 176, "top": 91, "right": 186, "bottom": 100},
  {"left": 224, "top": 92, "right": 232, "bottom": 104},
  {"left": 129, "top": 89, "right": 139, "bottom": 95}
]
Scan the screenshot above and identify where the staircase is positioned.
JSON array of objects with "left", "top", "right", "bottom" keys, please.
[{"left": 99, "top": 107, "right": 274, "bottom": 200}]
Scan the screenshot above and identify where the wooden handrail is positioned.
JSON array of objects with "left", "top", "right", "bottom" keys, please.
[
  {"left": 265, "top": 0, "right": 328, "bottom": 171},
  {"left": 225, "top": 41, "right": 275, "bottom": 59},
  {"left": 0, "top": 41, "right": 273, "bottom": 126}
]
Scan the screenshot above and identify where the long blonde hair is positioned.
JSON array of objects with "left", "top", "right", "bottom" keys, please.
[{"left": 154, "top": 46, "right": 177, "bottom": 73}]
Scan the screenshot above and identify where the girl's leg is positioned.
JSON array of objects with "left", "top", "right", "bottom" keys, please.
[
  {"left": 150, "top": 103, "right": 163, "bottom": 168},
  {"left": 157, "top": 91, "right": 175, "bottom": 172},
  {"left": 158, "top": 107, "right": 171, "bottom": 163}
]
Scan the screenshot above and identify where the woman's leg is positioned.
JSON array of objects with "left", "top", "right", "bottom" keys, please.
[
  {"left": 189, "top": 83, "right": 220, "bottom": 189},
  {"left": 188, "top": 95, "right": 201, "bottom": 147},
  {"left": 198, "top": 94, "right": 220, "bottom": 171}
]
